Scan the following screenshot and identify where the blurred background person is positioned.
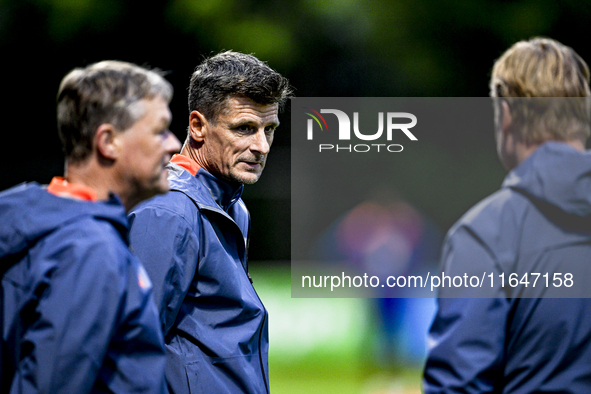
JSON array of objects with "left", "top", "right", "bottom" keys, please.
[{"left": 312, "top": 187, "right": 441, "bottom": 367}]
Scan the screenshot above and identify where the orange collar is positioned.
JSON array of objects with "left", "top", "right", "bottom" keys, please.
[
  {"left": 47, "top": 177, "right": 98, "bottom": 201},
  {"left": 170, "top": 154, "right": 201, "bottom": 176}
]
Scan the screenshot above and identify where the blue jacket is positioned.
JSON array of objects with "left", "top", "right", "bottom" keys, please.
[
  {"left": 0, "top": 183, "right": 166, "bottom": 394},
  {"left": 129, "top": 163, "right": 269, "bottom": 394},
  {"left": 424, "top": 142, "right": 591, "bottom": 393}
]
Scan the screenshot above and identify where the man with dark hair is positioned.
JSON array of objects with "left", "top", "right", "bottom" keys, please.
[
  {"left": 129, "top": 51, "right": 293, "bottom": 393},
  {"left": 423, "top": 38, "right": 591, "bottom": 393},
  {"left": 1, "top": 61, "right": 181, "bottom": 393}
]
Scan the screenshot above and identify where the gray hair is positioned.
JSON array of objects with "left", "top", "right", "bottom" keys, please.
[{"left": 57, "top": 60, "right": 173, "bottom": 162}]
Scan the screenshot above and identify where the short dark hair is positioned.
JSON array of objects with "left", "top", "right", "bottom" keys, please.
[
  {"left": 188, "top": 51, "right": 293, "bottom": 122},
  {"left": 57, "top": 60, "right": 173, "bottom": 162}
]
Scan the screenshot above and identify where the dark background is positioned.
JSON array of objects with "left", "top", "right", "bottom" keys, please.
[{"left": 1, "top": 0, "right": 590, "bottom": 261}]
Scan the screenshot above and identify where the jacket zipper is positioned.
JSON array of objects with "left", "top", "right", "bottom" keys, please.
[{"left": 201, "top": 207, "right": 270, "bottom": 394}]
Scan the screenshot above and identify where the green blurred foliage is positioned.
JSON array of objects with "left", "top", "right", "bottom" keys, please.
[
  {"left": 166, "top": 0, "right": 297, "bottom": 70},
  {"left": 35, "top": 0, "right": 123, "bottom": 42}
]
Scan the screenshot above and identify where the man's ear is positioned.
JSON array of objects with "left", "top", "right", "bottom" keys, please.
[
  {"left": 501, "top": 100, "right": 513, "bottom": 135},
  {"left": 95, "top": 124, "right": 119, "bottom": 160},
  {"left": 189, "top": 111, "right": 208, "bottom": 142}
]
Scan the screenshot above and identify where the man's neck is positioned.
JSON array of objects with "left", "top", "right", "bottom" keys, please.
[
  {"left": 173, "top": 150, "right": 244, "bottom": 211},
  {"left": 180, "top": 139, "right": 210, "bottom": 174},
  {"left": 64, "top": 159, "right": 126, "bottom": 207}
]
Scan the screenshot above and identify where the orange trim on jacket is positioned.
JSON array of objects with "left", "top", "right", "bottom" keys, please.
[
  {"left": 170, "top": 154, "right": 201, "bottom": 176},
  {"left": 47, "top": 177, "right": 98, "bottom": 201}
]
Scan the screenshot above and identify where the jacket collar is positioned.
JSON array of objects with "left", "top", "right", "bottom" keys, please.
[
  {"left": 195, "top": 168, "right": 244, "bottom": 212},
  {"left": 167, "top": 162, "right": 244, "bottom": 212}
]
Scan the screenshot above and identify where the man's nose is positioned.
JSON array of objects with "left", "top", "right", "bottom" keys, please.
[
  {"left": 251, "top": 129, "right": 270, "bottom": 155},
  {"left": 164, "top": 131, "right": 182, "bottom": 155}
]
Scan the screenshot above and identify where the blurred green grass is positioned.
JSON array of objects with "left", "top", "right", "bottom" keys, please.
[{"left": 251, "top": 263, "right": 424, "bottom": 394}]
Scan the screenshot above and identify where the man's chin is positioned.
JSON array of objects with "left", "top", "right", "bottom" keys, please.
[
  {"left": 159, "top": 177, "right": 171, "bottom": 193},
  {"left": 150, "top": 174, "right": 171, "bottom": 196},
  {"left": 230, "top": 171, "right": 262, "bottom": 185}
]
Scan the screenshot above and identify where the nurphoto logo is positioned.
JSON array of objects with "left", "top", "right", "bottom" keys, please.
[{"left": 303, "top": 107, "right": 418, "bottom": 153}]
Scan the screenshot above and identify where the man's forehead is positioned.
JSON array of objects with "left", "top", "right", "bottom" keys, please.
[
  {"left": 132, "top": 96, "right": 171, "bottom": 124},
  {"left": 144, "top": 96, "right": 172, "bottom": 124},
  {"left": 219, "top": 96, "right": 279, "bottom": 121}
]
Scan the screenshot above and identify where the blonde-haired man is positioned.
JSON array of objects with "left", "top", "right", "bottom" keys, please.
[{"left": 424, "top": 38, "right": 591, "bottom": 393}]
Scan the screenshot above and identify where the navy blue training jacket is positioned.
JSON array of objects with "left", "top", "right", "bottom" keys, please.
[
  {"left": 129, "top": 163, "right": 269, "bottom": 394},
  {"left": 0, "top": 183, "right": 167, "bottom": 394},
  {"left": 424, "top": 142, "right": 591, "bottom": 393}
]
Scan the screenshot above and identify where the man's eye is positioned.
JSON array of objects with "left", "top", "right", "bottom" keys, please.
[
  {"left": 236, "top": 125, "right": 253, "bottom": 132},
  {"left": 158, "top": 129, "right": 170, "bottom": 138}
]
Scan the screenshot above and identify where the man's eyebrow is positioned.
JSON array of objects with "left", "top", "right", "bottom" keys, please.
[
  {"left": 229, "top": 118, "right": 280, "bottom": 127},
  {"left": 161, "top": 116, "right": 172, "bottom": 128}
]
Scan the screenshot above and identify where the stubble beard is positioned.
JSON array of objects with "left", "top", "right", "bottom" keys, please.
[
  {"left": 229, "top": 168, "right": 263, "bottom": 185},
  {"left": 228, "top": 156, "right": 266, "bottom": 185}
]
